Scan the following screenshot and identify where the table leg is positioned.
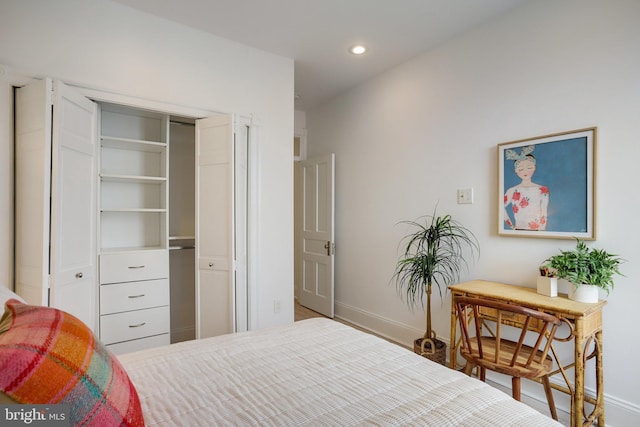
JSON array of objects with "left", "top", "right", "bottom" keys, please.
[
  {"left": 574, "top": 320, "right": 585, "bottom": 427},
  {"left": 449, "top": 294, "right": 458, "bottom": 369},
  {"left": 596, "top": 329, "right": 605, "bottom": 426}
]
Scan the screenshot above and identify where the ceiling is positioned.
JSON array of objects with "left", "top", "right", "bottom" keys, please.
[{"left": 111, "top": 0, "right": 530, "bottom": 111}]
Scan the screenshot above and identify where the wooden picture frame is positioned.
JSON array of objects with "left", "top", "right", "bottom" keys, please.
[{"left": 498, "top": 127, "right": 596, "bottom": 239}]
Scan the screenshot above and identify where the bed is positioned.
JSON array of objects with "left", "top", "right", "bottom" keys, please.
[
  {"left": 119, "top": 318, "right": 561, "bottom": 426},
  {"left": 1, "top": 289, "right": 561, "bottom": 426}
]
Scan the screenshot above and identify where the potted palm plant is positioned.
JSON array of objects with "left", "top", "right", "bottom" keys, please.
[
  {"left": 393, "top": 212, "right": 479, "bottom": 365},
  {"left": 543, "top": 239, "right": 624, "bottom": 303}
]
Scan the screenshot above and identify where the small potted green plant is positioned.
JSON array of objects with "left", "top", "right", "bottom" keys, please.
[
  {"left": 543, "top": 239, "right": 624, "bottom": 303},
  {"left": 392, "top": 212, "right": 479, "bottom": 364}
]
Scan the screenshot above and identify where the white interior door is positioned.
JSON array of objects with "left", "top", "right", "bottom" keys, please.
[
  {"left": 49, "top": 81, "right": 97, "bottom": 331},
  {"left": 15, "top": 79, "right": 52, "bottom": 306},
  {"left": 15, "top": 79, "right": 97, "bottom": 331},
  {"left": 195, "top": 114, "right": 234, "bottom": 339},
  {"left": 299, "top": 154, "right": 335, "bottom": 318}
]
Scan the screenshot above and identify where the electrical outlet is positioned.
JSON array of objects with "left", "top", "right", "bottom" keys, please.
[
  {"left": 457, "top": 188, "right": 474, "bottom": 204},
  {"left": 273, "top": 299, "right": 281, "bottom": 314}
]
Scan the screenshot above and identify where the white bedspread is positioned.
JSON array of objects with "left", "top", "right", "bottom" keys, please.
[{"left": 119, "top": 318, "right": 561, "bottom": 426}]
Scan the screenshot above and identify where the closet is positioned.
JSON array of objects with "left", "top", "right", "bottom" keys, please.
[{"left": 15, "top": 78, "right": 247, "bottom": 354}]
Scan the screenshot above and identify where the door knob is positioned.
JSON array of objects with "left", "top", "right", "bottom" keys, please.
[
  {"left": 324, "top": 241, "right": 334, "bottom": 256},
  {"left": 75, "top": 272, "right": 83, "bottom": 279}
]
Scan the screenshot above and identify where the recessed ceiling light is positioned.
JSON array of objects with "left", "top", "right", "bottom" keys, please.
[{"left": 349, "top": 45, "right": 367, "bottom": 55}]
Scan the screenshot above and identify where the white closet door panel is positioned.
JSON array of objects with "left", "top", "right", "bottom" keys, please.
[
  {"left": 54, "top": 281, "right": 93, "bottom": 330},
  {"left": 195, "top": 115, "right": 234, "bottom": 339},
  {"left": 54, "top": 149, "right": 94, "bottom": 276},
  {"left": 197, "top": 269, "right": 231, "bottom": 338},
  {"left": 198, "top": 164, "right": 231, "bottom": 256},
  {"left": 50, "top": 80, "right": 97, "bottom": 331},
  {"left": 15, "top": 78, "right": 52, "bottom": 306}
]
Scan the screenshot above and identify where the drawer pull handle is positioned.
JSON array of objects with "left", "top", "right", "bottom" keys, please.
[
  {"left": 128, "top": 294, "right": 145, "bottom": 299},
  {"left": 75, "top": 272, "right": 83, "bottom": 279},
  {"left": 209, "top": 262, "right": 214, "bottom": 267},
  {"left": 128, "top": 265, "right": 145, "bottom": 269},
  {"left": 129, "top": 322, "right": 146, "bottom": 328}
]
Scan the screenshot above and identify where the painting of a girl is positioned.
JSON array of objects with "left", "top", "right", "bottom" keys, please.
[
  {"left": 503, "top": 145, "right": 549, "bottom": 231},
  {"left": 498, "top": 128, "right": 595, "bottom": 239}
]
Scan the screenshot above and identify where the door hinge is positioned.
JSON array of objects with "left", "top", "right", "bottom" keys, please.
[
  {"left": 48, "top": 83, "right": 55, "bottom": 104},
  {"left": 47, "top": 280, "right": 51, "bottom": 307}
]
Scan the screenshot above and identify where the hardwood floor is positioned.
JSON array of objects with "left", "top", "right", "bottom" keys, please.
[{"left": 294, "top": 301, "right": 326, "bottom": 321}]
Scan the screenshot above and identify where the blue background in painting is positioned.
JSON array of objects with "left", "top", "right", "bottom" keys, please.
[{"left": 503, "top": 137, "right": 588, "bottom": 232}]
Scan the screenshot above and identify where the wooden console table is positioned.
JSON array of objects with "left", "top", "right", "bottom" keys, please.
[{"left": 449, "top": 280, "right": 606, "bottom": 427}]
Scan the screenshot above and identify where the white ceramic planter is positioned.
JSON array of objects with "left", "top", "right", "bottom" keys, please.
[
  {"left": 536, "top": 276, "right": 558, "bottom": 297},
  {"left": 568, "top": 283, "right": 599, "bottom": 303}
]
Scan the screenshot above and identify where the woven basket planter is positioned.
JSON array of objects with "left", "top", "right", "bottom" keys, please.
[{"left": 413, "top": 337, "right": 447, "bottom": 366}]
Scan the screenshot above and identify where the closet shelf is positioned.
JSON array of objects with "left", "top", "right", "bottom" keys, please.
[
  {"left": 100, "top": 246, "right": 167, "bottom": 254},
  {"left": 101, "top": 136, "right": 166, "bottom": 152},
  {"left": 101, "top": 208, "right": 167, "bottom": 213},
  {"left": 100, "top": 174, "right": 167, "bottom": 183}
]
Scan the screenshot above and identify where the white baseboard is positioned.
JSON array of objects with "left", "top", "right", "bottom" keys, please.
[
  {"left": 335, "top": 300, "right": 425, "bottom": 350},
  {"left": 334, "top": 300, "right": 640, "bottom": 427}
]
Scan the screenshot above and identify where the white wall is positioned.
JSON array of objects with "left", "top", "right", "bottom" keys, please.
[
  {"left": 307, "top": 0, "right": 640, "bottom": 424},
  {"left": 0, "top": 0, "right": 294, "bottom": 328}
]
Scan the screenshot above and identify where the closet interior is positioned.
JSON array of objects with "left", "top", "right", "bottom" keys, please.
[{"left": 168, "top": 117, "right": 196, "bottom": 344}]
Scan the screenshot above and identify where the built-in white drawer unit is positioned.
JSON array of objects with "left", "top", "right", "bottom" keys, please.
[
  {"left": 100, "top": 305, "right": 170, "bottom": 345},
  {"left": 100, "top": 250, "right": 169, "bottom": 284},
  {"left": 100, "top": 278, "right": 169, "bottom": 315},
  {"left": 106, "top": 334, "right": 170, "bottom": 355}
]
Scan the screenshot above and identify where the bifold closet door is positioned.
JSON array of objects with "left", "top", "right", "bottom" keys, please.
[
  {"left": 195, "top": 115, "right": 234, "bottom": 339},
  {"left": 15, "top": 79, "right": 97, "bottom": 331},
  {"left": 15, "top": 79, "right": 52, "bottom": 307}
]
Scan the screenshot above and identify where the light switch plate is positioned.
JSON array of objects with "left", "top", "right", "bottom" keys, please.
[{"left": 457, "top": 188, "right": 474, "bottom": 204}]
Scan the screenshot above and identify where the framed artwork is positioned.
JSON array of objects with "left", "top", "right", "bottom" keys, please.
[{"left": 498, "top": 127, "right": 596, "bottom": 239}]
